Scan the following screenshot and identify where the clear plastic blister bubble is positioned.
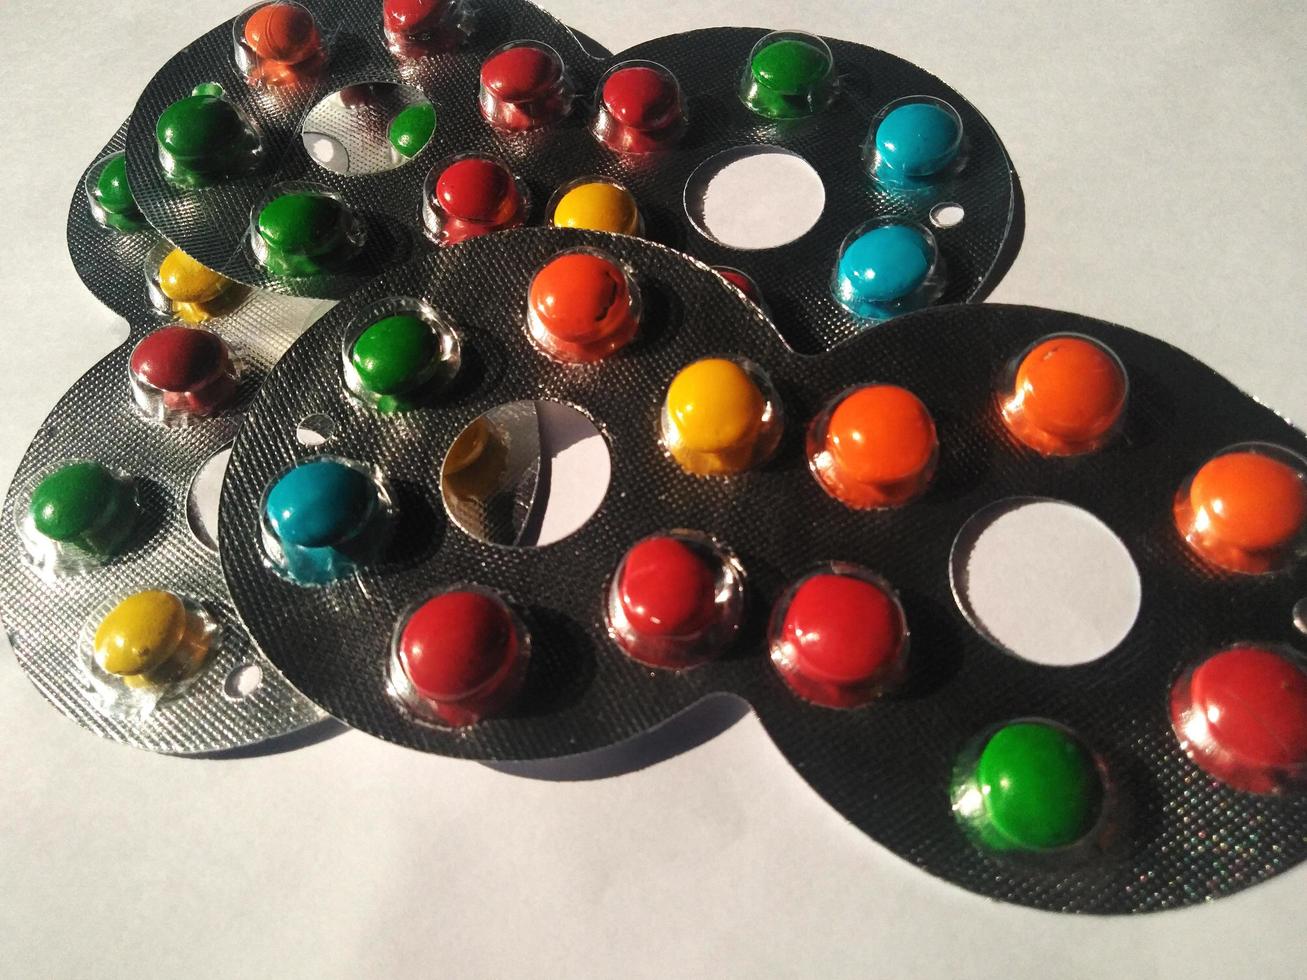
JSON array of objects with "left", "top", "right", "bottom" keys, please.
[
  {"left": 85, "top": 151, "right": 148, "bottom": 234},
  {"left": 525, "top": 245, "right": 641, "bottom": 364},
  {"left": 659, "top": 356, "right": 783, "bottom": 477},
  {"left": 155, "top": 82, "right": 264, "bottom": 189},
  {"left": 605, "top": 529, "right": 745, "bottom": 670},
  {"left": 1172, "top": 441, "right": 1307, "bottom": 575},
  {"left": 218, "top": 230, "right": 1307, "bottom": 911},
  {"left": 249, "top": 181, "right": 367, "bottom": 277},
  {"left": 260, "top": 455, "right": 398, "bottom": 586},
  {"left": 341, "top": 296, "right": 462, "bottom": 413},
  {"left": 547, "top": 175, "right": 642, "bottom": 236},
  {"left": 477, "top": 39, "right": 575, "bottom": 132},
  {"left": 864, "top": 95, "right": 967, "bottom": 189},
  {"left": 832, "top": 217, "right": 945, "bottom": 321},
  {"left": 421, "top": 153, "right": 530, "bottom": 245},
  {"left": 16, "top": 460, "right": 142, "bottom": 582},
  {"left": 79, "top": 590, "right": 222, "bottom": 721},
  {"left": 0, "top": 123, "right": 325, "bottom": 754},
  {"left": 232, "top": 1, "right": 328, "bottom": 90},
  {"left": 388, "top": 583, "right": 532, "bottom": 727},
  {"left": 737, "top": 30, "right": 837, "bottom": 120},
  {"left": 591, "top": 59, "right": 688, "bottom": 154},
  {"left": 383, "top": 0, "right": 479, "bottom": 60}
]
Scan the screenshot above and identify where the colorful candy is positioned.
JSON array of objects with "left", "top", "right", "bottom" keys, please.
[
  {"left": 152, "top": 247, "right": 241, "bottom": 323},
  {"left": 155, "top": 84, "right": 260, "bottom": 187},
  {"left": 87, "top": 153, "right": 146, "bottom": 233},
  {"left": 394, "top": 586, "right": 528, "bottom": 726},
  {"left": 22, "top": 460, "right": 139, "bottom": 575},
  {"left": 807, "top": 384, "right": 937, "bottom": 509},
  {"left": 1174, "top": 445, "right": 1307, "bottom": 574},
  {"left": 549, "top": 178, "right": 642, "bottom": 236},
  {"left": 253, "top": 188, "right": 363, "bottom": 277},
  {"left": 129, "top": 325, "right": 239, "bottom": 423},
  {"left": 660, "top": 357, "right": 782, "bottom": 476},
  {"left": 383, "top": 0, "right": 469, "bottom": 59},
  {"left": 739, "top": 31, "right": 836, "bottom": 119},
  {"left": 833, "top": 221, "right": 939, "bottom": 319},
  {"left": 478, "top": 41, "right": 572, "bottom": 131},
  {"left": 871, "top": 99, "right": 964, "bottom": 181},
  {"left": 769, "top": 565, "right": 907, "bottom": 707},
  {"left": 344, "top": 306, "right": 459, "bottom": 413},
  {"left": 1000, "top": 334, "right": 1127, "bottom": 456},
  {"left": 605, "top": 531, "right": 744, "bottom": 669},
  {"left": 1170, "top": 645, "right": 1307, "bottom": 794},
  {"left": 592, "top": 62, "right": 687, "bottom": 153},
  {"left": 526, "top": 248, "right": 640, "bottom": 363},
  {"left": 388, "top": 102, "right": 437, "bottom": 159},
  {"left": 422, "top": 155, "right": 526, "bottom": 244}
]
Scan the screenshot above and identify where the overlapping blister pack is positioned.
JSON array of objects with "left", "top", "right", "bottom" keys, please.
[{"left": 5, "top": 0, "right": 1307, "bottom": 915}]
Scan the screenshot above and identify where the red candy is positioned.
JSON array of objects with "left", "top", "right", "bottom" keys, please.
[
  {"left": 593, "top": 62, "right": 685, "bottom": 153},
  {"left": 129, "top": 326, "right": 237, "bottom": 418},
  {"left": 1171, "top": 645, "right": 1307, "bottom": 793},
  {"left": 383, "top": 0, "right": 461, "bottom": 57},
  {"left": 428, "top": 156, "right": 524, "bottom": 243},
  {"left": 478, "top": 42, "right": 570, "bottom": 131},
  {"left": 384, "top": 0, "right": 448, "bottom": 33},
  {"left": 771, "top": 569, "right": 907, "bottom": 708},
  {"left": 712, "top": 266, "right": 764, "bottom": 306},
  {"left": 527, "top": 250, "right": 638, "bottom": 362},
  {"left": 398, "top": 589, "right": 524, "bottom": 727},
  {"left": 606, "top": 532, "right": 741, "bottom": 669},
  {"left": 619, "top": 537, "right": 717, "bottom": 637}
]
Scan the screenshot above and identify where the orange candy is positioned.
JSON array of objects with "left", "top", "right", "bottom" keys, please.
[
  {"left": 1175, "top": 449, "right": 1307, "bottom": 573},
  {"left": 808, "top": 384, "right": 937, "bottom": 508},
  {"left": 1002, "top": 335, "right": 1126, "bottom": 455},
  {"left": 244, "top": 3, "right": 321, "bottom": 66},
  {"left": 527, "top": 251, "right": 637, "bottom": 362}
]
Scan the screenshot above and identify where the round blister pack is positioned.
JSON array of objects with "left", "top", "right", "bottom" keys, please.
[
  {"left": 0, "top": 125, "right": 327, "bottom": 754},
  {"left": 219, "top": 228, "right": 1307, "bottom": 912},
  {"left": 122, "top": 2, "right": 1016, "bottom": 352}
]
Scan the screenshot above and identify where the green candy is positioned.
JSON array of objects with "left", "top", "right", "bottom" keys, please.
[
  {"left": 752, "top": 39, "right": 830, "bottom": 95},
  {"left": 29, "top": 461, "right": 135, "bottom": 556},
  {"left": 742, "top": 38, "right": 834, "bottom": 119},
  {"left": 388, "top": 103, "right": 437, "bottom": 159},
  {"left": 156, "top": 93, "right": 246, "bottom": 168},
  {"left": 351, "top": 315, "right": 438, "bottom": 397},
  {"left": 969, "top": 722, "right": 1103, "bottom": 853},
  {"left": 91, "top": 154, "right": 146, "bottom": 232},
  {"left": 257, "top": 192, "right": 352, "bottom": 276}
]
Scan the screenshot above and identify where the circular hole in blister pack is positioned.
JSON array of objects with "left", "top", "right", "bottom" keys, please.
[
  {"left": 301, "top": 84, "right": 438, "bottom": 175},
  {"left": 219, "top": 233, "right": 1307, "bottom": 911},
  {"left": 684, "top": 146, "right": 826, "bottom": 250},
  {"left": 0, "top": 125, "right": 325, "bottom": 754}
]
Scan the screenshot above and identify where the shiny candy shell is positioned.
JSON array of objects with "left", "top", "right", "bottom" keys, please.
[
  {"left": 94, "top": 156, "right": 135, "bottom": 215},
  {"left": 158, "top": 248, "right": 229, "bottom": 304},
  {"left": 435, "top": 158, "right": 517, "bottom": 222},
  {"left": 481, "top": 43, "right": 561, "bottom": 101},
  {"left": 29, "top": 461, "right": 127, "bottom": 545},
  {"left": 130, "top": 326, "right": 233, "bottom": 394},
  {"left": 838, "top": 224, "right": 933, "bottom": 305},
  {"left": 257, "top": 192, "right": 350, "bottom": 258},
  {"left": 602, "top": 65, "right": 680, "bottom": 130},
  {"left": 266, "top": 459, "right": 376, "bottom": 548},
  {"left": 552, "top": 181, "right": 639, "bottom": 235},
  {"left": 244, "top": 3, "right": 320, "bottom": 63},
  {"left": 156, "top": 93, "right": 245, "bottom": 166},
  {"left": 751, "top": 38, "right": 829, "bottom": 96},
  {"left": 666, "top": 358, "right": 763, "bottom": 454},
  {"left": 351, "top": 314, "right": 438, "bottom": 395},
  {"left": 778, "top": 573, "right": 903, "bottom": 688},
  {"left": 529, "top": 252, "right": 629, "bottom": 344},
  {"left": 399, "top": 590, "right": 517, "bottom": 702},
  {"left": 94, "top": 590, "right": 188, "bottom": 676},
  {"left": 618, "top": 537, "right": 717, "bottom": 637},
  {"left": 875, "top": 102, "right": 962, "bottom": 177}
]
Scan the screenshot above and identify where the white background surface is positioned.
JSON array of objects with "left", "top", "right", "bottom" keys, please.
[{"left": 2, "top": 2, "right": 1306, "bottom": 977}]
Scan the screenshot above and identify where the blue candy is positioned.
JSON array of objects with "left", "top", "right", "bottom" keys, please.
[
  {"left": 875, "top": 102, "right": 961, "bottom": 178},
  {"left": 835, "top": 223, "right": 934, "bottom": 318},
  {"left": 266, "top": 459, "right": 375, "bottom": 548}
]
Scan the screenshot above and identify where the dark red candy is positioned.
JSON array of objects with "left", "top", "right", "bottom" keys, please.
[
  {"left": 130, "top": 326, "right": 236, "bottom": 415},
  {"left": 481, "top": 44, "right": 561, "bottom": 101},
  {"left": 434, "top": 157, "right": 517, "bottom": 223},
  {"left": 602, "top": 65, "right": 680, "bottom": 130},
  {"left": 619, "top": 537, "right": 718, "bottom": 637},
  {"left": 383, "top": 0, "right": 448, "bottom": 34},
  {"left": 400, "top": 590, "right": 518, "bottom": 704},
  {"left": 713, "top": 266, "right": 763, "bottom": 304}
]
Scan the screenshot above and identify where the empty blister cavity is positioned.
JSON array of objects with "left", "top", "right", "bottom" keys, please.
[
  {"left": 342, "top": 297, "right": 462, "bottom": 413},
  {"left": 17, "top": 460, "right": 141, "bottom": 580},
  {"left": 1173, "top": 442, "right": 1307, "bottom": 575},
  {"left": 155, "top": 83, "right": 263, "bottom": 188},
  {"left": 478, "top": 39, "right": 574, "bottom": 132},
  {"left": 301, "top": 84, "right": 437, "bottom": 175},
  {"left": 233, "top": 1, "right": 327, "bottom": 88},
  {"left": 769, "top": 562, "right": 909, "bottom": 708},
  {"left": 260, "top": 455, "right": 397, "bottom": 585},
  {"left": 526, "top": 246, "right": 641, "bottom": 363},
  {"left": 605, "top": 530, "right": 745, "bottom": 670}
]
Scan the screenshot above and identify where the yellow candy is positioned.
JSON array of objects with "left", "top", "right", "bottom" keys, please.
[
  {"left": 159, "top": 248, "right": 233, "bottom": 325},
  {"left": 552, "top": 181, "right": 641, "bottom": 235},
  {"left": 94, "top": 590, "right": 187, "bottom": 676},
  {"left": 664, "top": 358, "right": 769, "bottom": 476}
]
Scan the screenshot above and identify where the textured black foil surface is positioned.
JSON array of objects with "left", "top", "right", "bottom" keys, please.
[
  {"left": 0, "top": 124, "right": 325, "bottom": 754},
  {"left": 122, "top": 2, "right": 1017, "bottom": 351},
  {"left": 221, "top": 228, "right": 1307, "bottom": 912}
]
